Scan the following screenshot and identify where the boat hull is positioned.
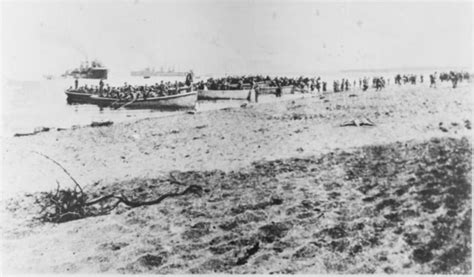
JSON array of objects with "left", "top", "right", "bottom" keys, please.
[
  {"left": 257, "top": 85, "right": 294, "bottom": 95},
  {"left": 282, "top": 86, "right": 295, "bottom": 94},
  {"left": 198, "top": 89, "right": 252, "bottom": 100},
  {"left": 65, "top": 91, "right": 93, "bottom": 104},
  {"left": 90, "top": 91, "right": 197, "bottom": 110}
]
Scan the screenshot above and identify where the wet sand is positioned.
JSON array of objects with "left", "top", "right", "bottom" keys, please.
[{"left": 1, "top": 82, "right": 472, "bottom": 273}]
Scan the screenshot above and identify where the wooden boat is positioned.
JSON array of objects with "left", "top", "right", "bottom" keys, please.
[
  {"left": 282, "top": 86, "right": 295, "bottom": 94},
  {"left": 89, "top": 91, "right": 197, "bottom": 110},
  {"left": 292, "top": 86, "right": 311, "bottom": 94},
  {"left": 65, "top": 90, "right": 93, "bottom": 104},
  {"left": 198, "top": 89, "right": 253, "bottom": 100},
  {"left": 257, "top": 85, "right": 294, "bottom": 95}
]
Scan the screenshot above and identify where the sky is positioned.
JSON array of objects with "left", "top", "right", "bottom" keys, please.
[{"left": 1, "top": 0, "right": 473, "bottom": 79}]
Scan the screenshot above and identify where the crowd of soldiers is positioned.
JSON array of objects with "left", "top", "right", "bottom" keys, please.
[
  {"left": 394, "top": 71, "right": 471, "bottom": 89},
  {"left": 333, "top": 79, "right": 350, "bottom": 92},
  {"left": 372, "top": 77, "right": 386, "bottom": 91},
  {"left": 70, "top": 76, "right": 193, "bottom": 101},
  {"left": 439, "top": 71, "right": 470, "bottom": 82},
  {"left": 195, "top": 75, "right": 326, "bottom": 92},
  {"left": 438, "top": 71, "right": 471, "bottom": 88},
  {"left": 70, "top": 70, "right": 470, "bottom": 101},
  {"left": 195, "top": 75, "right": 342, "bottom": 95},
  {"left": 429, "top": 71, "right": 471, "bottom": 89}
]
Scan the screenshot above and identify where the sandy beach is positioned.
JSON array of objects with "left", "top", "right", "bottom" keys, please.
[
  {"left": 1, "top": 83, "right": 472, "bottom": 274},
  {"left": 2, "top": 84, "right": 472, "bottom": 196}
]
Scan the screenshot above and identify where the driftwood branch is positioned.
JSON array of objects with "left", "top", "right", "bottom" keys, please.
[
  {"left": 33, "top": 151, "right": 84, "bottom": 194},
  {"left": 32, "top": 151, "right": 202, "bottom": 223},
  {"left": 85, "top": 185, "right": 202, "bottom": 208},
  {"left": 36, "top": 183, "right": 203, "bottom": 223}
]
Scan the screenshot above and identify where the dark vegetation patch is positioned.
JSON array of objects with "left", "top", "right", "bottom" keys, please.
[
  {"left": 258, "top": 222, "right": 291, "bottom": 243},
  {"left": 10, "top": 137, "right": 471, "bottom": 274},
  {"left": 189, "top": 258, "right": 231, "bottom": 273},
  {"left": 235, "top": 242, "right": 260, "bottom": 265},
  {"left": 342, "top": 137, "right": 471, "bottom": 274},
  {"left": 230, "top": 196, "right": 283, "bottom": 215},
  {"left": 182, "top": 222, "right": 211, "bottom": 241}
]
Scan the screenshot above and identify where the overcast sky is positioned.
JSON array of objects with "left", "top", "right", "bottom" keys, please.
[{"left": 1, "top": 0, "right": 472, "bottom": 78}]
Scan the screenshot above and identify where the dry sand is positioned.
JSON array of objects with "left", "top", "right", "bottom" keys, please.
[{"left": 1, "top": 82, "right": 472, "bottom": 274}]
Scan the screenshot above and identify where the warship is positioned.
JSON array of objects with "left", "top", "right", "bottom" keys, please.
[{"left": 62, "top": 60, "right": 108, "bottom": 79}]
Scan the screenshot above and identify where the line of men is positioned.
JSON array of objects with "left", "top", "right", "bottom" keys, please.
[
  {"left": 334, "top": 77, "right": 386, "bottom": 92},
  {"left": 438, "top": 71, "right": 471, "bottom": 88},
  {"left": 196, "top": 75, "right": 322, "bottom": 91},
  {"left": 394, "top": 74, "right": 423, "bottom": 85},
  {"left": 195, "top": 75, "right": 332, "bottom": 95},
  {"left": 395, "top": 71, "right": 471, "bottom": 89}
]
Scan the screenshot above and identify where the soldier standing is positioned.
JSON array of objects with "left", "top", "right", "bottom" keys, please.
[
  {"left": 430, "top": 74, "right": 436, "bottom": 88},
  {"left": 99, "top": 79, "right": 104, "bottom": 93}
]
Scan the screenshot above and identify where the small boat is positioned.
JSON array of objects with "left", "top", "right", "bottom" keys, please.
[
  {"left": 89, "top": 91, "right": 197, "bottom": 110},
  {"left": 281, "top": 86, "right": 295, "bottom": 94},
  {"left": 292, "top": 86, "right": 311, "bottom": 94},
  {"left": 257, "top": 85, "right": 294, "bottom": 95},
  {"left": 198, "top": 89, "right": 253, "bottom": 100},
  {"left": 65, "top": 90, "right": 93, "bottom": 104}
]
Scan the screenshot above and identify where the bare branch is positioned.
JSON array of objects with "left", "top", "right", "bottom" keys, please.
[
  {"left": 86, "top": 185, "right": 203, "bottom": 209},
  {"left": 33, "top": 151, "right": 84, "bottom": 194},
  {"left": 85, "top": 194, "right": 117, "bottom": 206}
]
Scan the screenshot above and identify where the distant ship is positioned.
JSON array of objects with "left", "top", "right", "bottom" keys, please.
[
  {"left": 131, "top": 67, "right": 188, "bottom": 78},
  {"left": 62, "top": 60, "right": 108, "bottom": 79}
]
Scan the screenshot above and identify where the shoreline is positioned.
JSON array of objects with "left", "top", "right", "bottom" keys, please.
[
  {"left": 2, "top": 84, "right": 472, "bottom": 197},
  {"left": 1, "top": 89, "right": 317, "bottom": 138}
]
